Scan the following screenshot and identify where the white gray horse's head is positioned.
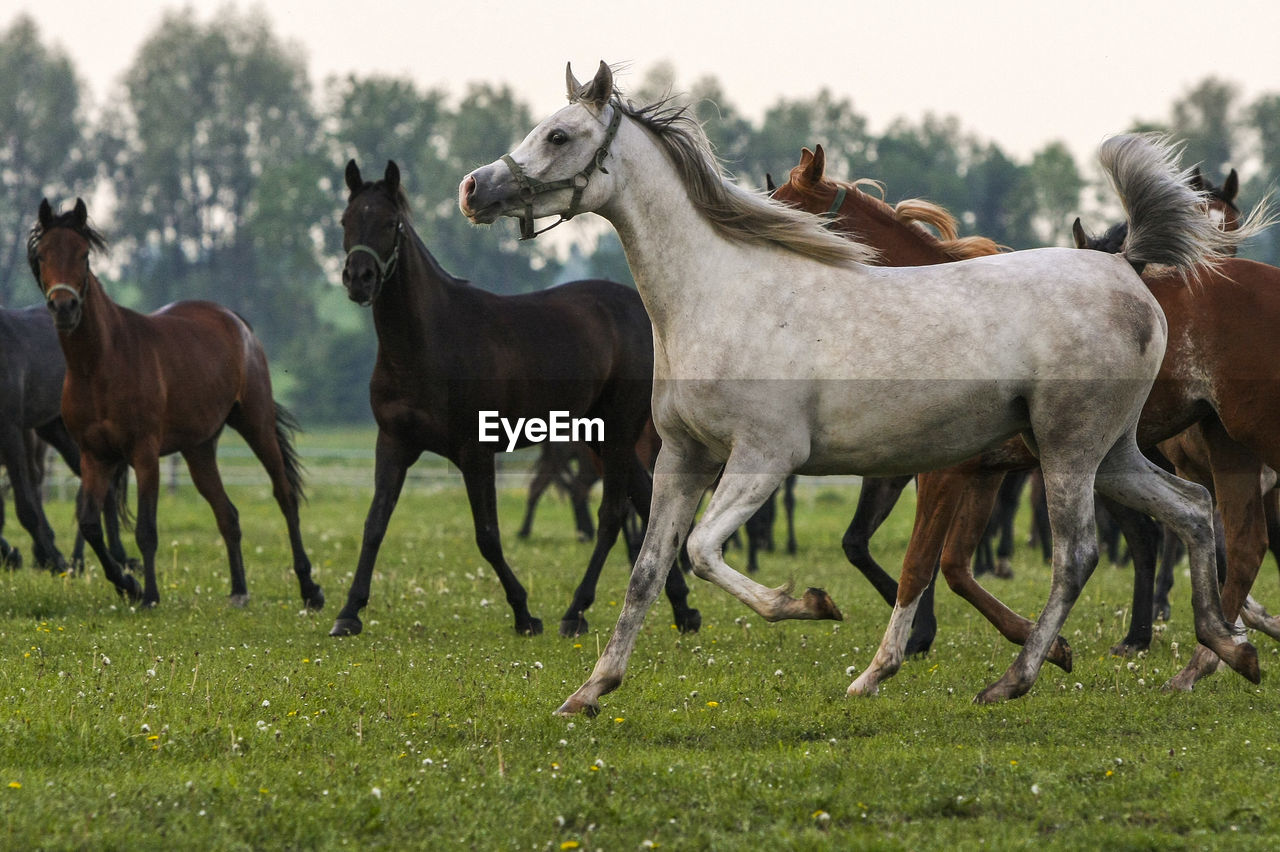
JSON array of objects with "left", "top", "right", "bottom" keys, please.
[{"left": 459, "top": 62, "right": 621, "bottom": 239}]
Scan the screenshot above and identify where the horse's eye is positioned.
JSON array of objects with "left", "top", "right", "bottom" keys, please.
[{"left": 548, "top": 130, "right": 569, "bottom": 146}]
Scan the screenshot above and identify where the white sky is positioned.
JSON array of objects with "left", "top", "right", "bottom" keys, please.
[{"left": 11, "top": 0, "right": 1280, "bottom": 165}]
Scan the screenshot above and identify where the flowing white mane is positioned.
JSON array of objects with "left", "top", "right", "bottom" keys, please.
[{"left": 610, "top": 98, "right": 877, "bottom": 266}]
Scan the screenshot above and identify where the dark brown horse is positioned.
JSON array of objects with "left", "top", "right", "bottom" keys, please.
[
  {"left": 28, "top": 198, "right": 323, "bottom": 610},
  {"left": 774, "top": 150, "right": 1276, "bottom": 692},
  {"left": 330, "top": 160, "right": 698, "bottom": 638}
]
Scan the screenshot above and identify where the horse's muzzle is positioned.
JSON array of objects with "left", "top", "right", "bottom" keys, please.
[
  {"left": 341, "top": 260, "right": 379, "bottom": 307},
  {"left": 46, "top": 289, "right": 82, "bottom": 332}
]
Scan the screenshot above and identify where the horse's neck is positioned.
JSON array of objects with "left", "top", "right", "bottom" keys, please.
[
  {"left": 371, "top": 232, "right": 451, "bottom": 355},
  {"left": 846, "top": 197, "right": 948, "bottom": 267},
  {"left": 59, "top": 274, "right": 124, "bottom": 373}
]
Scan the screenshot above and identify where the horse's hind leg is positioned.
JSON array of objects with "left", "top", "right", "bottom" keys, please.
[
  {"left": 1100, "top": 496, "right": 1161, "bottom": 655},
  {"left": 0, "top": 425, "right": 64, "bottom": 571},
  {"left": 182, "top": 440, "right": 248, "bottom": 605},
  {"left": 1091, "top": 438, "right": 1258, "bottom": 689},
  {"left": 76, "top": 456, "right": 143, "bottom": 603},
  {"left": 517, "top": 450, "right": 557, "bottom": 539},
  {"left": 230, "top": 402, "right": 323, "bottom": 609}
]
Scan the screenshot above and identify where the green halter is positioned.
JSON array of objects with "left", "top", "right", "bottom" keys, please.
[
  {"left": 344, "top": 220, "right": 403, "bottom": 291},
  {"left": 500, "top": 104, "right": 623, "bottom": 240}
]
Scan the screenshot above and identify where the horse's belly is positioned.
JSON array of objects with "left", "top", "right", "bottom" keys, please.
[{"left": 802, "top": 382, "right": 1025, "bottom": 476}]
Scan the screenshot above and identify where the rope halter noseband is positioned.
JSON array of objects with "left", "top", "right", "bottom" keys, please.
[
  {"left": 344, "top": 220, "right": 404, "bottom": 301},
  {"left": 500, "top": 104, "right": 623, "bottom": 240}
]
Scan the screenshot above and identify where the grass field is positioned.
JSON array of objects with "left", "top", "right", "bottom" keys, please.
[{"left": 2, "top": 428, "right": 1279, "bottom": 849}]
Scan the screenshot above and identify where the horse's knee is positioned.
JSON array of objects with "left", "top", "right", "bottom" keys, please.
[{"left": 685, "top": 527, "right": 717, "bottom": 580}]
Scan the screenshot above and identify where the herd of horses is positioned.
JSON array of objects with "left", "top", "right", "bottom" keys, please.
[{"left": 5, "top": 60, "right": 1278, "bottom": 716}]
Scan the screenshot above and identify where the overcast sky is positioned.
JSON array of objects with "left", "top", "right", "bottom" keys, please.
[{"left": 12, "top": 0, "right": 1280, "bottom": 165}]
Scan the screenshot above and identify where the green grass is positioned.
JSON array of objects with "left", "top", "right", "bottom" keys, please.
[{"left": 2, "top": 433, "right": 1279, "bottom": 849}]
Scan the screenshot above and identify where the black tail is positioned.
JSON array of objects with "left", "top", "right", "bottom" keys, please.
[
  {"left": 110, "top": 465, "right": 134, "bottom": 533},
  {"left": 274, "top": 403, "right": 307, "bottom": 504}
]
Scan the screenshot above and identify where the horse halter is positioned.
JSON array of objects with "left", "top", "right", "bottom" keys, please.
[
  {"left": 501, "top": 104, "right": 623, "bottom": 240},
  {"left": 345, "top": 219, "right": 404, "bottom": 292},
  {"left": 822, "top": 186, "right": 849, "bottom": 230}
]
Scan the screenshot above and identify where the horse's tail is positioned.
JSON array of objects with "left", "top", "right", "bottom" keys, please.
[
  {"left": 110, "top": 465, "right": 134, "bottom": 533},
  {"left": 274, "top": 403, "right": 307, "bottom": 504},
  {"left": 1100, "top": 133, "right": 1271, "bottom": 272}
]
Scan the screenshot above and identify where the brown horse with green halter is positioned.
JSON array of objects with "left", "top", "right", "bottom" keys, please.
[{"left": 29, "top": 198, "right": 323, "bottom": 610}]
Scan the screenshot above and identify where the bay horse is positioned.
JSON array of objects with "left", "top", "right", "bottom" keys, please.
[
  {"left": 28, "top": 198, "right": 324, "bottom": 610},
  {"left": 331, "top": 159, "right": 699, "bottom": 639},
  {"left": 778, "top": 148, "right": 1279, "bottom": 693},
  {"left": 0, "top": 305, "right": 129, "bottom": 572},
  {"left": 460, "top": 61, "right": 1253, "bottom": 714}
]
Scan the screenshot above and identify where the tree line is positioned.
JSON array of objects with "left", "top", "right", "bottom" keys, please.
[{"left": 4, "top": 9, "right": 1278, "bottom": 424}]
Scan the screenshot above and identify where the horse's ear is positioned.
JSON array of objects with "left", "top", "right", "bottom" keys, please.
[
  {"left": 576, "top": 61, "right": 612, "bottom": 108},
  {"left": 565, "top": 62, "right": 581, "bottom": 102},
  {"left": 38, "top": 198, "right": 53, "bottom": 228},
  {"left": 811, "top": 144, "right": 827, "bottom": 179},
  {"left": 384, "top": 161, "right": 400, "bottom": 193},
  {"left": 1189, "top": 166, "right": 1205, "bottom": 192},
  {"left": 1071, "top": 217, "right": 1088, "bottom": 250},
  {"left": 765, "top": 173, "right": 776, "bottom": 193},
  {"left": 1222, "top": 168, "right": 1239, "bottom": 202},
  {"left": 345, "top": 160, "right": 363, "bottom": 195},
  {"left": 73, "top": 198, "right": 88, "bottom": 227}
]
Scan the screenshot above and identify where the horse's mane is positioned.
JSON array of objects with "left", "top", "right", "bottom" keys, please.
[
  {"left": 784, "top": 166, "right": 1002, "bottom": 261},
  {"left": 27, "top": 209, "right": 109, "bottom": 280},
  {"left": 609, "top": 97, "right": 876, "bottom": 267}
]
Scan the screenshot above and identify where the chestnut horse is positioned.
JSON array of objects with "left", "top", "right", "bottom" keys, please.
[
  {"left": 28, "top": 199, "right": 324, "bottom": 610},
  {"left": 775, "top": 152, "right": 1277, "bottom": 693}
]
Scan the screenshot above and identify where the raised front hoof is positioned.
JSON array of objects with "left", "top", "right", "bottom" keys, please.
[
  {"left": 329, "top": 617, "right": 363, "bottom": 637},
  {"left": 1047, "top": 636, "right": 1073, "bottom": 672},
  {"left": 559, "top": 614, "right": 588, "bottom": 638},
  {"left": 302, "top": 587, "right": 326, "bottom": 611},
  {"left": 516, "top": 615, "right": 544, "bottom": 637},
  {"left": 846, "top": 676, "right": 880, "bottom": 698},
  {"left": 555, "top": 695, "right": 601, "bottom": 718},
  {"left": 804, "top": 587, "right": 843, "bottom": 621},
  {"left": 1224, "top": 641, "right": 1261, "bottom": 684},
  {"left": 974, "top": 673, "right": 1032, "bottom": 704},
  {"left": 675, "top": 608, "right": 702, "bottom": 634}
]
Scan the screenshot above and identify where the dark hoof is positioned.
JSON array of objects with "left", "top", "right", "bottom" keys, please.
[
  {"left": 1153, "top": 602, "right": 1171, "bottom": 622},
  {"left": 329, "top": 617, "right": 363, "bottom": 637},
  {"left": 518, "top": 616, "right": 544, "bottom": 637},
  {"left": 228, "top": 593, "right": 250, "bottom": 608},
  {"left": 2, "top": 549, "right": 22, "bottom": 571},
  {"left": 303, "top": 587, "right": 326, "bottom": 611},
  {"left": 1108, "top": 640, "right": 1146, "bottom": 658},
  {"left": 1229, "top": 641, "right": 1261, "bottom": 685},
  {"left": 905, "top": 629, "right": 935, "bottom": 658},
  {"left": 516, "top": 528, "right": 531, "bottom": 540},
  {"left": 804, "top": 587, "right": 843, "bottom": 621},
  {"left": 675, "top": 608, "right": 702, "bottom": 634},
  {"left": 559, "top": 615, "right": 588, "bottom": 638},
  {"left": 118, "top": 574, "right": 144, "bottom": 603}
]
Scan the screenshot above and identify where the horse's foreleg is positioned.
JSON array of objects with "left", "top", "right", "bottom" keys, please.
[
  {"left": 77, "top": 456, "right": 142, "bottom": 602},
  {"left": 182, "top": 441, "right": 247, "bottom": 606},
  {"left": 0, "top": 426, "right": 63, "bottom": 572},
  {"left": 783, "top": 474, "right": 797, "bottom": 555},
  {"left": 458, "top": 451, "right": 540, "bottom": 636},
  {"left": 130, "top": 452, "right": 162, "bottom": 607},
  {"left": 840, "top": 475, "right": 912, "bottom": 606},
  {"left": 331, "top": 430, "right": 418, "bottom": 637},
  {"left": 557, "top": 444, "right": 718, "bottom": 716}
]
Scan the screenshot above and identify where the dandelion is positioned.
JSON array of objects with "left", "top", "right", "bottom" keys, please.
[
  {"left": 1031, "top": 784, "right": 1041, "bottom": 795},
  {"left": 259, "top": 787, "right": 269, "bottom": 794},
  {"left": 262, "top": 700, "right": 270, "bottom": 707},
  {"left": 560, "top": 842, "right": 580, "bottom": 851},
  {"left": 1105, "top": 769, "right": 1114, "bottom": 777},
  {"left": 706, "top": 701, "right": 719, "bottom": 708},
  {"left": 613, "top": 717, "right": 624, "bottom": 724},
  {"left": 7, "top": 782, "right": 20, "bottom": 789}
]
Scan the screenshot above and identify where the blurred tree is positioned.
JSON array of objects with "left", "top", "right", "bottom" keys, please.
[
  {"left": 747, "top": 91, "right": 870, "bottom": 192},
  {"left": 1025, "top": 141, "right": 1084, "bottom": 246},
  {"left": 0, "top": 15, "right": 94, "bottom": 306},
  {"left": 1170, "top": 77, "right": 1240, "bottom": 175},
  {"left": 966, "top": 143, "right": 1036, "bottom": 249},
  {"left": 100, "top": 6, "right": 320, "bottom": 353}
]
